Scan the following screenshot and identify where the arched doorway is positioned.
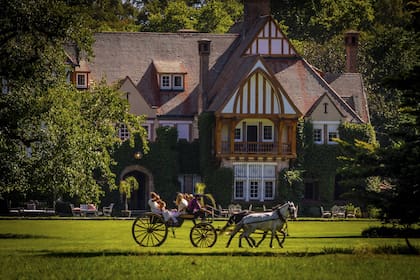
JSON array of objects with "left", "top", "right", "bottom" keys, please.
[{"left": 120, "top": 165, "right": 154, "bottom": 210}]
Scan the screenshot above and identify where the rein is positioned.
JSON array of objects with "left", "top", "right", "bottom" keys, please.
[
  {"left": 244, "top": 204, "right": 289, "bottom": 225},
  {"left": 276, "top": 206, "right": 287, "bottom": 223}
]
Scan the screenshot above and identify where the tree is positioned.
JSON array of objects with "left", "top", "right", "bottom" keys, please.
[
  {"left": 0, "top": 0, "right": 92, "bottom": 84},
  {"left": 119, "top": 176, "right": 139, "bottom": 211},
  {"left": 141, "top": 0, "right": 196, "bottom": 32},
  {"left": 0, "top": 0, "right": 148, "bottom": 205},
  {"left": 0, "top": 82, "right": 147, "bottom": 204},
  {"left": 138, "top": 0, "right": 243, "bottom": 33},
  {"left": 338, "top": 65, "right": 420, "bottom": 250},
  {"left": 195, "top": 0, "right": 237, "bottom": 33}
]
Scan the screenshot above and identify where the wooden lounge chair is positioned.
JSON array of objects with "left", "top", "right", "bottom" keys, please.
[
  {"left": 320, "top": 206, "right": 332, "bottom": 218},
  {"left": 331, "top": 205, "right": 346, "bottom": 218},
  {"left": 102, "top": 203, "right": 114, "bottom": 216},
  {"left": 70, "top": 204, "right": 81, "bottom": 216}
]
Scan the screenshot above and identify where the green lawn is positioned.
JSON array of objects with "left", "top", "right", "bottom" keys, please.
[{"left": 0, "top": 218, "right": 419, "bottom": 279}]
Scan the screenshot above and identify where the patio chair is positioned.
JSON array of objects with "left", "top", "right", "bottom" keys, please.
[
  {"left": 331, "top": 205, "right": 345, "bottom": 218},
  {"left": 102, "top": 203, "right": 114, "bottom": 216},
  {"left": 346, "top": 208, "right": 356, "bottom": 218},
  {"left": 217, "top": 205, "right": 229, "bottom": 217},
  {"left": 80, "top": 204, "right": 98, "bottom": 216},
  {"left": 70, "top": 204, "right": 81, "bottom": 216},
  {"left": 228, "top": 204, "right": 242, "bottom": 216},
  {"left": 320, "top": 206, "right": 332, "bottom": 218}
]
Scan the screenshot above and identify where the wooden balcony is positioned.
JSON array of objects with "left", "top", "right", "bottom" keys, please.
[{"left": 220, "top": 141, "right": 293, "bottom": 156}]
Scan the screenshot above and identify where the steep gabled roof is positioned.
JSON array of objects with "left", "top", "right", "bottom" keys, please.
[
  {"left": 86, "top": 15, "right": 368, "bottom": 123},
  {"left": 89, "top": 32, "right": 238, "bottom": 116},
  {"left": 324, "top": 73, "right": 370, "bottom": 123},
  {"left": 266, "top": 58, "right": 363, "bottom": 122},
  {"left": 208, "top": 16, "right": 364, "bottom": 123}
]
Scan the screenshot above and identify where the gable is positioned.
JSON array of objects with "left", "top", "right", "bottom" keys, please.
[
  {"left": 308, "top": 93, "right": 345, "bottom": 121},
  {"left": 244, "top": 17, "right": 298, "bottom": 56},
  {"left": 120, "top": 77, "right": 156, "bottom": 117},
  {"left": 221, "top": 63, "right": 298, "bottom": 116}
]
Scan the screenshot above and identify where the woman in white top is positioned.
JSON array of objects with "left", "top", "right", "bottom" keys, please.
[
  {"left": 175, "top": 193, "right": 189, "bottom": 214},
  {"left": 148, "top": 192, "right": 177, "bottom": 224}
]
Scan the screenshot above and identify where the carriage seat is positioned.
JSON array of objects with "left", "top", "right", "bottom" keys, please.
[{"left": 178, "top": 214, "right": 195, "bottom": 220}]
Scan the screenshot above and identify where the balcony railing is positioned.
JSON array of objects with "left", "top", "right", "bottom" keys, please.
[{"left": 221, "top": 141, "right": 292, "bottom": 155}]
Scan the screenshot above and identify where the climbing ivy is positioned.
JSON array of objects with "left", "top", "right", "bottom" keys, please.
[
  {"left": 280, "top": 120, "right": 376, "bottom": 206},
  {"left": 198, "top": 112, "right": 233, "bottom": 204},
  {"left": 198, "top": 112, "right": 218, "bottom": 177}
]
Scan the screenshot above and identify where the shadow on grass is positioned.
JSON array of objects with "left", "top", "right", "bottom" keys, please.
[
  {"left": 287, "top": 236, "right": 361, "bottom": 239},
  {"left": 38, "top": 245, "right": 419, "bottom": 258},
  {"left": 39, "top": 251, "right": 334, "bottom": 258},
  {"left": 0, "top": 233, "right": 56, "bottom": 239}
]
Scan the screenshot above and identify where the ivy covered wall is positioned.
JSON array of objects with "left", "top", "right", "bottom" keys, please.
[
  {"left": 198, "top": 112, "right": 233, "bottom": 206},
  {"left": 111, "top": 127, "right": 180, "bottom": 204},
  {"left": 278, "top": 120, "right": 377, "bottom": 214}
]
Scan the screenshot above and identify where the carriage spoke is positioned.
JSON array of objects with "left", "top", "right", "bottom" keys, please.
[
  {"left": 132, "top": 216, "right": 168, "bottom": 247},
  {"left": 190, "top": 223, "right": 217, "bottom": 248}
]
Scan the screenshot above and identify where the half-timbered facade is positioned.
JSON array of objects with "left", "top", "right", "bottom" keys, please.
[{"left": 67, "top": 0, "right": 370, "bottom": 208}]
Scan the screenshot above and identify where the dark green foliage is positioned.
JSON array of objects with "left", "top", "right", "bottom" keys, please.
[
  {"left": 205, "top": 167, "right": 233, "bottom": 206},
  {"left": 197, "top": 112, "right": 233, "bottom": 205},
  {"left": 339, "top": 122, "right": 376, "bottom": 144},
  {"left": 143, "top": 126, "right": 179, "bottom": 201},
  {"left": 290, "top": 121, "right": 376, "bottom": 205},
  {"left": 177, "top": 139, "right": 200, "bottom": 174},
  {"left": 338, "top": 66, "right": 420, "bottom": 228},
  {"left": 198, "top": 112, "right": 217, "bottom": 178},
  {"left": 138, "top": 0, "right": 243, "bottom": 33},
  {"left": 362, "top": 226, "right": 420, "bottom": 239},
  {"left": 0, "top": 0, "right": 92, "bottom": 84},
  {"left": 278, "top": 168, "right": 304, "bottom": 202}
]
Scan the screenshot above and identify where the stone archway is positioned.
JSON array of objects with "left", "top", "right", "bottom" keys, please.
[{"left": 120, "top": 165, "right": 154, "bottom": 210}]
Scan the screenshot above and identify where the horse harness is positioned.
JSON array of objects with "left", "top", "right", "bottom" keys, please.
[{"left": 243, "top": 205, "right": 289, "bottom": 225}]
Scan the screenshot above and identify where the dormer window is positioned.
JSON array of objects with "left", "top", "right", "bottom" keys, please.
[
  {"left": 76, "top": 73, "right": 88, "bottom": 89},
  {"left": 153, "top": 60, "right": 186, "bottom": 91},
  {"left": 160, "top": 75, "right": 171, "bottom": 90},
  {"left": 173, "top": 75, "right": 183, "bottom": 90},
  {"left": 159, "top": 74, "right": 184, "bottom": 91},
  {"left": 73, "top": 60, "right": 90, "bottom": 90}
]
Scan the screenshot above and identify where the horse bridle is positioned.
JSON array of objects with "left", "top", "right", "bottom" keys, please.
[
  {"left": 275, "top": 203, "right": 295, "bottom": 221},
  {"left": 275, "top": 204, "right": 287, "bottom": 223}
]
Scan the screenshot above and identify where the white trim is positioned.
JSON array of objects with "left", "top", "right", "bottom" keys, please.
[
  {"left": 312, "top": 121, "right": 340, "bottom": 125},
  {"left": 172, "top": 74, "right": 184, "bottom": 90},
  {"left": 233, "top": 162, "right": 277, "bottom": 201},
  {"left": 262, "top": 125, "right": 273, "bottom": 142},
  {"left": 160, "top": 74, "right": 171, "bottom": 90},
  {"left": 76, "top": 73, "right": 88, "bottom": 89}
]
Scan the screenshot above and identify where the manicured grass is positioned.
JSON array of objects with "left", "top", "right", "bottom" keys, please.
[{"left": 0, "top": 219, "right": 419, "bottom": 279}]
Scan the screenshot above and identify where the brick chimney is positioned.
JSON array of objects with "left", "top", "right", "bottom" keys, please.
[
  {"left": 344, "top": 31, "right": 360, "bottom": 73},
  {"left": 198, "top": 39, "right": 211, "bottom": 114},
  {"left": 244, "top": 0, "right": 271, "bottom": 33}
]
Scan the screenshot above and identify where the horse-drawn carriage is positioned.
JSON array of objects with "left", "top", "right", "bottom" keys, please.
[
  {"left": 132, "top": 212, "right": 218, "bottom": 247},
  {"left": 131, "top": 202, "right": 297, "bottom": 248}
]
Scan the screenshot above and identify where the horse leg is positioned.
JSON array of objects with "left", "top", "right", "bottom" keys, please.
[
  {"left": 248, "top": 236, "right": 256, "bottom": 247},
  {"left": 226, "top": 223, "right": 242, "bottom": 248},
  {"left": 274, "top": 231, "right": 283, "bottom": 248},
  {"left": 243, "top": 234, "right": 256, "bottom": 248},
  {"left": 226, "top": 233, "right": 235, "bottom": 248},
  {"left": 256, "top": 231, "right": 268, "bottom": 247},
  {"left": 269, "top": 230, "right": 275, "bottom": 248},
  {"left": 238, "top": 233, "right": 245, "bottom": 248}
]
